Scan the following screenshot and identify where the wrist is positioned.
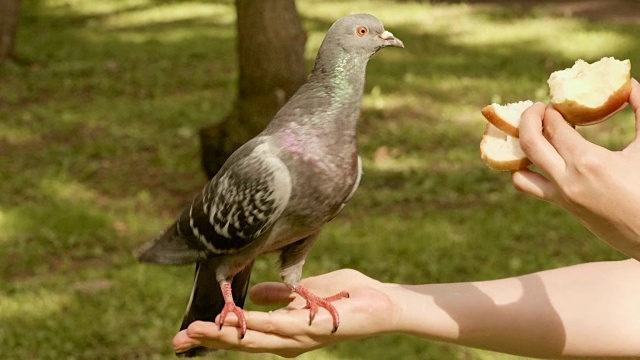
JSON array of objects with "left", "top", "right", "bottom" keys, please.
[
  {"left": 383, "top": 283, "right": 461, "bottom": 341},
  {"left": 374, "top": 283, "right": 405, "bottom": 334}
]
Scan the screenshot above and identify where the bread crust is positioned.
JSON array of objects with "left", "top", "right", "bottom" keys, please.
[
  {"left": 550, "top": 76, "right": 631, "bottom": 126},
  {"left": 479, "top": 123, "right": 531, "bottom": 171},
  {"left": 481, "top": 104, "right": 520, "bottom": 137}
]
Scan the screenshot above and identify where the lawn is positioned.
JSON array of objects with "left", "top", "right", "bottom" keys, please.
[{"left": 1, "top": 0, "right": 638, "bottom": 359}]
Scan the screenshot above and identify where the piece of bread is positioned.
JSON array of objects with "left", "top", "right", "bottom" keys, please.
[
  {"left": 548, "top": 57, "right": 631, "bottom": 125},
  {"left": 480, "top": 100, "right": 533, "bottom": 138},
  {"left": 480, "top": 123, "right": 531, "bottom": 171}
]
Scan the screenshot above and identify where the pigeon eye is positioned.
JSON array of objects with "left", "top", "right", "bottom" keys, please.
[{"left": 356, "top": 26, "right": 368, "bottom": 37}]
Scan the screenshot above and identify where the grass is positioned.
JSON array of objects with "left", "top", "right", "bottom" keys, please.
[{"left": 1, "top": 0, "right": 638, "bottom": 358}]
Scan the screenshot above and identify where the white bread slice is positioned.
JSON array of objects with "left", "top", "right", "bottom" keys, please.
[
  {"left": 480, "top": 100, "right": 533, "bottom": 137},
  {"left": 480, "top": 123, "right": 530, "bottom": 171},
  {"left": 548, "top": 57, "right": 631, "bottom": 125}
]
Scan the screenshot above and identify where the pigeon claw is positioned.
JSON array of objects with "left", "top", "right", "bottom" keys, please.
[
  {"left": 218, "top": 302, "right": 247, "bottom": 339},
  {"left": 293, "top": 285, "right": 349, "bottom": 333}
]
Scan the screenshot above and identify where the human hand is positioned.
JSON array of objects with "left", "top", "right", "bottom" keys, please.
[
  {"left": 512, "top": 79, "right": 640, "bottom": 258},
  {"left": 172, "top": 269, "right": 398, "bottom": 358}
]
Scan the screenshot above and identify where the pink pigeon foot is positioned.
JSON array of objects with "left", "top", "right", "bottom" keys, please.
[
  {"left": 218, "top": 282, "right": 247, "bottom": 338},
  {"left": 293, "top": 285, "right": 349, "bottom": 333}
]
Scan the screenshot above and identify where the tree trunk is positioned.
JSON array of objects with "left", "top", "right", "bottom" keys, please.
[
  {"left": 0, "top": 0, "right": 20, "bottom": 65},
  {"left": 200, "top": 0, "right": 307, "bottom": 178}
]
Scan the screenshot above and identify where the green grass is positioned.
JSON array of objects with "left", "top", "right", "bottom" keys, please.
[{"left": 1, "top": 0, "right": 638, "bottom": 359}]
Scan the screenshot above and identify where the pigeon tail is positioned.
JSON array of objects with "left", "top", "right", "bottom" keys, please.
[
  {"left": 177, "top": 259, "right": 254, "bottom": 357},
  {"left": 135, "top": 219, "right": 207, "bottom": 265}
]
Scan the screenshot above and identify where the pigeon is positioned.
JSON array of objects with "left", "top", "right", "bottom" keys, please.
[{"left": 136, "top": 13, "right": 404, "bottom": 357}]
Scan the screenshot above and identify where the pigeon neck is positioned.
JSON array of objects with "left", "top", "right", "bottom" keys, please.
[{"left": 310, "top": 49, "right": 368, "bottom": 100}]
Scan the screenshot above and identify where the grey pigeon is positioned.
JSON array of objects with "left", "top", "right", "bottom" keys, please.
[{"left": 136, "top": 13, "right": 403, "bottom": 357}]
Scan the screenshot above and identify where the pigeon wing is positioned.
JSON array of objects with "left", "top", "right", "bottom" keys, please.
[
  {"left": 183, "top": 141, "right": 292, "bottom": 255},
  {"left": 137, "top": 141, "right": 292, "bottom": 263}
]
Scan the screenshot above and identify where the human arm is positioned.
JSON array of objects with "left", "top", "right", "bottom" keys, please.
[
  {"left": 173, "top": 260, "right": 640, "bottom": 358},
  {"left": 511, "top": 79, "right": 640, "bottom": 259}
]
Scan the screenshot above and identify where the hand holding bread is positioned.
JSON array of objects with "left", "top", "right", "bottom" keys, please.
[
  {"left": 511, "top": 79, "right": 640, "bottom": 259},
  {"left": 480, "top": 57, "right": 632, "bottom": 171}
]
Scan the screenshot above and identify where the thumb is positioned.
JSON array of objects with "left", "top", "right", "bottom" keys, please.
[
  {"left": 628, "top": 79, "right": 640, "bottom": 146},
  {"left": 249, "top": 282, "right": 295, "bottom": 306}
]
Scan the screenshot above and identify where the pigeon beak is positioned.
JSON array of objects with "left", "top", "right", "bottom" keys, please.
[{"left": 379, "top": 30, "right": 404, "bottom": 48}]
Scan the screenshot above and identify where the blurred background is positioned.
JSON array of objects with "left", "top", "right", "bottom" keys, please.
[{"left": 1, "top": 0, "right": 639, "bottom": 358}]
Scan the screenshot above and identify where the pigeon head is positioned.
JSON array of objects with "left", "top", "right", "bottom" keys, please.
[{"left": 318, "top": 14, "right": 404, "bottom": 60}]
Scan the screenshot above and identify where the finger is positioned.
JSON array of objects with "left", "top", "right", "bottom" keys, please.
[
  {"left": 176, "top": 319, "right": 309, "bottom": 357},
  {"left": 249, "top": 282, "right": 295, "bottom": 306},
  {"left": 541, "top": 105, "right": 590, "bottom": 160},
  {"left": 628, "top": 78, "right": 640, "bottom": 119},
  {"left": 228, "top": 308, "right": 334, "bottom": 337},
  {"left": 627, "top": 78, "right": 640, "bottom": 148},
  {"left": 511, "top": 169, "right": 559, "bottom": 202},
  {"left": 518, "top": 102, "right": 566, "bottom": 178},
  {"left": 173, "top": 329, "right": 203, "bottom": 353},
  {"left": 213, "top": 294, "right": 336, "bottom": 336}
]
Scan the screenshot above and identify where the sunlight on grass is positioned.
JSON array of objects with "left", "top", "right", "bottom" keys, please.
[
  {"left": 0, "top": 209, "right": 16, "bottom": 246},
  {"left": 363, "top": 90, "right": 489, "bottom": 128},
  {"left": 47, "top": 0, "right": 150, "bottom": 16},
  {"left": 432, "top": 9, "right": 634, "bottom": 62},
  {"left": 542, "top": 26, "right": 634, "bottom": 60},
  {"left": 298, "top": 0, "right": 470, "bottom": 29},
  {"left": 0, "top": 208, "right": 7, "bottom": 244},
  {"left": 40, "top": 176, "right": 100, "bottom": 204},
  {"left": 368, "top": 157, "right": 427, "bottom": 173},
  {"left": 364, "top": 154, "right": 435, "bottom": 173},
  {"left": 97, "top": 2, "right": 234, "bottom": 30},
  {"left": 0, "top": 123, "right": 41, "bottom": 145},
  {"left": 0, "top": 289, "right": 72, "bottom": 321},
  {"left": 105, "top": 26, "right": 236, "bottom": 44}
]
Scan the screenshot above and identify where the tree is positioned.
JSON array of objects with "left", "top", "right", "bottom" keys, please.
[
  {"left": 199, "top": 0, "right": 307, "bottom": 178},
  {"left": 0, "top": 0, "right": 21, "bottom": 65}
]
